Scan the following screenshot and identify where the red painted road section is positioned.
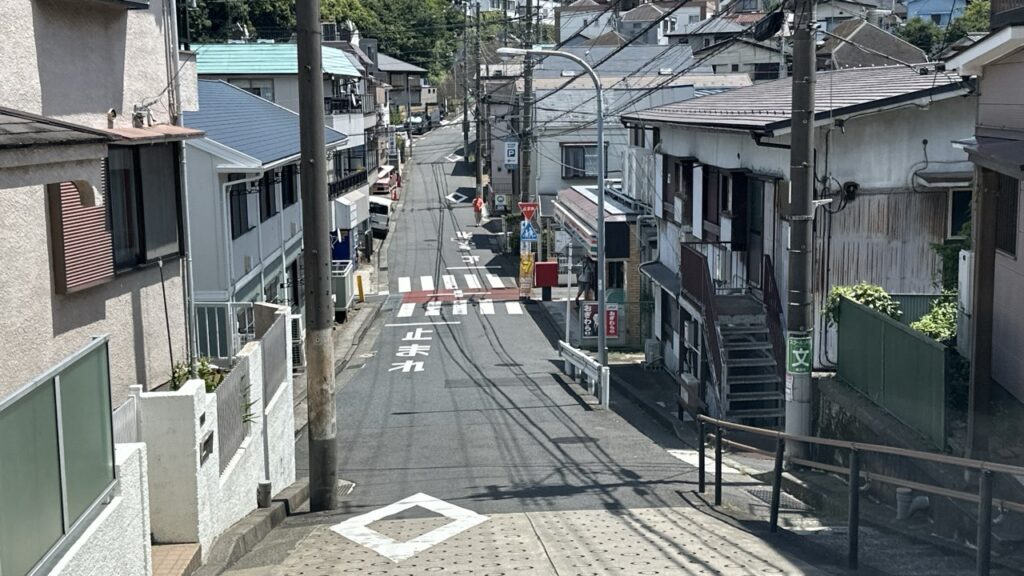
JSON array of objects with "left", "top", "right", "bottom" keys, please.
[{"left": 401, "top": 288, "right": 521, "bottom": 304}]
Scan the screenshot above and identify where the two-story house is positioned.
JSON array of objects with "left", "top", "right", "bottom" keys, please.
[
  {"left": 947, "top": 2, "right": 1024, "bottom": 456},
  {"left": 183, "top": 80, "right": 350, "bottom": 360},
  {"left": 618, "top": 1, "right": 708, "bottom": 44},
  {"left": 376, "top": 53, "right": 431, "bottom": 119},
  {"left": 620, "top": 65, "right": 976, "bottom": 424},
  {"left": 0, "top": 0, "right": 200, "bottom": 573}
]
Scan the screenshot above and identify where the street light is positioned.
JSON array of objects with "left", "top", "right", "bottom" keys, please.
[{"left": 497, "top": 47, "right": 608, "bottom": 367}]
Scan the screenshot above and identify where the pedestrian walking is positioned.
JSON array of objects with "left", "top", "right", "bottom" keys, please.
[
  {"left": 473, "top": 195, "right": 484, "bottom": 226},
  {"left": 575, "top": 255, "right": 595, "bottom": 307}
]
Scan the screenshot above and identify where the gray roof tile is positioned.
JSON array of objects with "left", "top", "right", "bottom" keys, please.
[
  {"left": 183, "top": 80, "right": 347, "bottom": 165},
  {"left": 622, "top": 65, "right": 964, "bottom": 132}
]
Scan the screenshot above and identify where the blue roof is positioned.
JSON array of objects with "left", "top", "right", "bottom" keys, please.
[{"left": 183, "top": 80, "right": 348, "bottom": 165}]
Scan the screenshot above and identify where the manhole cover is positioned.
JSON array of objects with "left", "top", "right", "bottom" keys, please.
[{"left": 745, "top": 488, "right": 811, "bottom": 511}]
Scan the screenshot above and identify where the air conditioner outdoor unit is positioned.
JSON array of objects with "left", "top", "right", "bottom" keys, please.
[{"left": 290, "top": 314, "right": 306, "bottom": 371}]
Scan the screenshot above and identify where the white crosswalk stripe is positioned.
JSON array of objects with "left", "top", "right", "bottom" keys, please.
[
  {"left": 463, "top": 274, "right": 482, "bottom": 290},
  {"left": 486, "top": 274, "right": 504, "bottom": 289},
  {"left": 443, "top": 275, "right": 458, "bottom": 290},
  {"left": 397, "top": 303, "right": 416, "bottom": 318},
  {"left": 425, "top": 302, "right": 442, "bottom": 316},
  {"left": 505, "top": 302, "right": 523, "bottom": 315},
  {"left": 398, "top": 277, "right": 412, "bottom": 293},
  {"left": 453, "top": 300, "right": 468, "bottom": 315},
  {"left": 479, "top": 300, "right": 495, "bottom": 315},
  {"left": 420, "top": 276, "right": 434, "bottom": 291}
]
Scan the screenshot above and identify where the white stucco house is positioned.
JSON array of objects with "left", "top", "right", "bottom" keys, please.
[
  {"left": 183, "top": 80, "right": 352, "bottom": 361},
  {"left": 620, "top": 65, "right": 976, "bottom": 423}
]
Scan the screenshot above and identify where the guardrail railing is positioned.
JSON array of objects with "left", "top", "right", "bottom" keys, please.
[
  {"left": 558, "top": 340, "right": 609, "bottom": 407},
  {"left": 696, "top": 414, "right": 1024, "bottom": 575}
]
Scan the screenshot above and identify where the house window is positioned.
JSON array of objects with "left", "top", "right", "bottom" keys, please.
[
  {"left": 281, "top": 165, "right": 299, "bottom": 208},
  {"left": 107, "top": 144, "right": 182, "bottom": 271},
  {"left": 562, "top": 144, "right": 601, "bottom": 178},
  {"left": 948, "top": 189, "right": 971, "bottom": 238},
  {"left": 703, "top": 37, "right": 712, "bottom": 48},
  {"left": 996, "top": 173, "right": 1019, "bottom": 257},
  {"left": 228, "top": 174, "right": 252, "bottom": 240},
  {"left": 731, "top": 64, "right": 740, "bottom": 72},
  {"left": 607, "top": 261, "right": 625, "bottom": 290},
  {"left": 259, "top": 171, "right": 278, "bottom": 222},
  {"left": 228, "top": 78, "right": 274, "bottom": 102},
  {"left": 661, "top": 288, "right": 674, "bottom": 343},
  {"left": 630, "top": 127, "right": 645, "bottom": 147},
  {"left": 931, "top": 13, "right": 943, "bottom": 24}
]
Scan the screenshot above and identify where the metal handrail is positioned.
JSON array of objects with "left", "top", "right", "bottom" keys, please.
[
  {"left": 696, "top": 413, "right": 1024, "bottom": 575},
  {"left": 761, "top": 255, "right": 786, "bottom": 382}
]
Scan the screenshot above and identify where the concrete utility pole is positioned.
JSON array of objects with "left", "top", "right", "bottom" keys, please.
[
  {"left": 462, "top": 2, "right": 471, "bottom": 155},
  {"left": 296, "top": 0, "right": 338, "bottom": 510},
  {"left": 475, "top": 1, "right": 484, "bottom": 199},
  {"left": 519, "top": 0, "right": 535, "bottom": 202},
  {"left": 784, "top": 0, "right": 816, "bottom": 457}
]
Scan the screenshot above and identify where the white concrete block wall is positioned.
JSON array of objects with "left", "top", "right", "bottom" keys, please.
[
  {"left": 265, "top": 376, "right": 296, "bottom": 495},
  {"left": 51, "top": 443, "right": 152, "bottom": 576}
]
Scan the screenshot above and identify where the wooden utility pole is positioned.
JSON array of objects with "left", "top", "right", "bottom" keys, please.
[
  {"left": 519, "top": 0, "right": 534, "bottom": 202},
  {"left": 296, "top": 0, "right": 338, "bottom": 510},
  {"left": 784, "top": 0, "right": 815, "bottom": 457},
  {"left": 475, "top": 1, "right": 484, "bottom": 199}
]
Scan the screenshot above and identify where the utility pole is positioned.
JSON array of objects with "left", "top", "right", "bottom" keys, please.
[
  {"left": 475, "top": 1, "right": 484, "bottom": 199},
  {"left": 462, "top": 1, "right": 471, "bottom": 156},
  {"left": 296, "top": 0, "right": 338, "bottom": 511},
  {"left": 784, "top": 0, "right": 815, "bottom": 457},
  {"left": 519, "top": 0, "right": 534, "bottom": 202}
]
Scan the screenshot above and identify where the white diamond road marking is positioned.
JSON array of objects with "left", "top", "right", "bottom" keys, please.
[
  {"left": 420, "top": 276, "right": 434, "bottom": 291},
  {"left": 667, "top": 449, "right": 745, "bottom": 476},
  {"left": 442, "top": 275, "right": 458, "bottom": 290},
  {"left": 453, "top": 300, "right": 468, "bottom": 315},
  {"left": 486, "top": 274, "right": 505, "bottom": 289},
  {"left": 425, "top": 302, "right": 442, "bottom": 316},
  {"left": 463, "top": 274, "right": 482, "bottom": 289},
  {"left": 505, "top": 301, "right": 523, "bottom": 315},
  {"left": 330, "top": 493, "right": 488, "bottom": 563},
  {"left": 479, "top": 300, "right": 495, "bottom": 315},
  {"left": 397, "top": 303, "right": 416, "bottom": 318},
  {"left": 446, "top": 191, "right": 468, "bottom": 204},
  {"left": 397, "top": 277, "right": 411, "bottom": 293}
]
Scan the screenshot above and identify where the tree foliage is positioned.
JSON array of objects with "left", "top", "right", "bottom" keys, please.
[
  {"left": 896, "top": 1, "right": 991, "bottom": 56},
  {"left": 911, "top": 297, "right": 958, "bottom": 343},
  {"left": 896, "top": 17, "right": 942, "bottom": 54},
  {"left": 945, "top": 0, "right": 991, "bottom": 46},
  {"left": 824, "top": 283, "right": 903, "bottom": 326}
]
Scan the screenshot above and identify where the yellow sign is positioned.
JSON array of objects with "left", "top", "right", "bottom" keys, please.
[{"left": 519, "top": 253, "right": 535, "bottom": 298}]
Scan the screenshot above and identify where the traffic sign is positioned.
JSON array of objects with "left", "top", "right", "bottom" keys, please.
[
  {"left": 520, "top": 219, "right": 538, "bottom": 241},
  {"left": 518, "top": 202, "right": 538, "bottom": 221}
]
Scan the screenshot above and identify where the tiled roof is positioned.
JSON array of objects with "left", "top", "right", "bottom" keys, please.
[
  {"left": 183, "top": 80, "right": 348, "bottom": 165},
  {"left": 0, "top": 107, "right": 115, "bottom": 149},
  {"left": 193, "top": 43, "right": 360, "bottom": 77},
  {"left": 376, "top": 53, "right": 427, "bottom": 74},
  {"left": 621, "top": 3, "right": 666, "bottom": 21},
  {"left": 621, "top": 65, "right": 965, "bottom": 132},
  {"left": 534, "top": 45, "right": 695, "bottom": 77},
  {"left": 668, "top": 17, "right": 746, "bottom": 35},
  {"left": 818, "top": 19, "right": 927, "bottom": 68}
]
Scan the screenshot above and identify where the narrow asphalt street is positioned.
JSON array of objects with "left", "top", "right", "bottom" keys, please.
[{"left": 218, "top": 126, "right": 989, "bottom": 576}]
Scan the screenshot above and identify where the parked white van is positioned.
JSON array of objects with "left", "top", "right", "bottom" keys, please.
[{"left": 368, "top": 196, "right": 393, "bottom": 238}]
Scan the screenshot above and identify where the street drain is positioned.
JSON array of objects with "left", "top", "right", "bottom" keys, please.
[
  {"left": 745, "top": 487, "right": 812, "bottom": 511},
  {"left": 551, "top": 436, "right": 599, "bottom": 445},
  {"left": 444, "top": 377, "right": 538, "bottom": 388}
]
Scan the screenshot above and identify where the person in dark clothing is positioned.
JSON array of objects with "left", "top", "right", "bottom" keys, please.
[{"left": 575, "top": 256, "right": 595, "bottom": 306}]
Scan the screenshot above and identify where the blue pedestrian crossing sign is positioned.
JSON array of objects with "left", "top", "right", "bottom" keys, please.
[{"left": 520, "top": 220, "right": 538, "bottom": 241}]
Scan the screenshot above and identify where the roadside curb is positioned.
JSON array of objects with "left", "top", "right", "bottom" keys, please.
[
  {"left": 608, "top": 371, "right": 691, "bottom": 444},
  {"left": 193, "top": 480, "right": 309, "bottom": 576}
]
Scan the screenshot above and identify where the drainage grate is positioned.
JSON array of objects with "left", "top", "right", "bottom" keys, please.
[
  {"left": 745, "top": 487, "right": 812, "bottom": 511},
  {"left": 382, "top": 293, "right": 402, "bottom": 312},
  {"left": 444, "top": 377, "right": 539, "bottom": 389}
]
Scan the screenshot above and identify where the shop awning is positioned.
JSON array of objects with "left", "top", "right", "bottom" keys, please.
[
  {"left": 100, "top": 123, "right": 204, "bottom": 144},
  {"left": 552, "top": 185, "right": 634, "bottom": 259},
  {"left": 333, "top": 189, "right": 369, "bottom": 231},
  {"left": 640, "top": 262, "right": 680, "bottom": 296}
]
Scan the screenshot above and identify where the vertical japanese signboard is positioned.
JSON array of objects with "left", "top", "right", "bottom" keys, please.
[{"left": 582, "top": 303, "right": 619, "bottom": 339}]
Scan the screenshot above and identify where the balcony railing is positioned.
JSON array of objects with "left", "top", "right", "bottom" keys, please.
[
  {"left": 329, "top": 170, "right": 369, "bottom": 198},
  {"left": 0, "top": 337, "right": 116, "bottom": 576},
  {"left": 324, "top": 94, "right": 375, "bottom": 116}
]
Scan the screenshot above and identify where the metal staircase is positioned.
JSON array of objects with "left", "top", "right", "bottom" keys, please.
[{"left": 716, "top": 294, "right": 784, "bottom": 426}]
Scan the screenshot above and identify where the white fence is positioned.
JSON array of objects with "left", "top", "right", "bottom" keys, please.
[{"left": 112, "top": 395, "right": 140, "bottom": 444}]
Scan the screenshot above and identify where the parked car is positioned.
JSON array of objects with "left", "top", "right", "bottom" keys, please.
[{"left": 406, "top": 114, "right": 429, "bottom": 135}]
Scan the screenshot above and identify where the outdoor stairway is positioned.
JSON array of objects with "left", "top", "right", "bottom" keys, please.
[{"left": 716, "top": 294, "right": 784, "bottom": 426}]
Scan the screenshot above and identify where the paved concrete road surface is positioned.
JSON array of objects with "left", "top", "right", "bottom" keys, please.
[{"left": 220, "top": 124, "right": 989, "bottom": 576}]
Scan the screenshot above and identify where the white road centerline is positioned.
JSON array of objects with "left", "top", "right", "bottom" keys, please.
[
  {"left": 505, "top": 302, "right": 523, "bottom": 315},
  {"left": 398, "top": 277, "right": 412, "bottom": 293},
  {"left": 420, "top": 276, "right": 434, "bottom": 291},
  {"left": 453, "top": 300, "right": 468, "bottom": 315},
  {"left": 464, "top": 274, "right": 482, "bottom": 289},
  {"left": 479, "top": 300, "right": 495, "bottom": 315},
  {"left": 486, "top": 274, "right": 504, "bottom": 289},
  {"left": 397, "top": 303, "right": 416, "bottom": 318},
  {"left": 442, "top": 275, "right": 458, "bottom": 290}
]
